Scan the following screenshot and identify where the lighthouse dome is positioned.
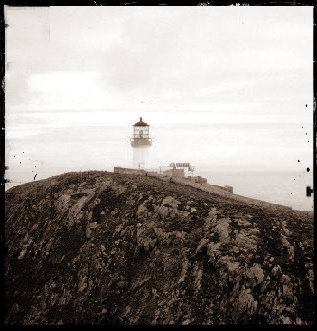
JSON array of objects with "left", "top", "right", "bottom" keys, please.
[{"left": 133, "top": 117, "right": 149, "bottom": 127}]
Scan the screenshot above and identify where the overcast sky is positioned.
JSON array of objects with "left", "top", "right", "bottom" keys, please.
[
  {"left": 6, "top": 6, "right": 313, "bottom": 112},
  {"left": 5, "top": 6, "right": 313, "bottom": 189}
]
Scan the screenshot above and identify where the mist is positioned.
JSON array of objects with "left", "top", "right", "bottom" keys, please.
[{"left": 5, "top": 6, "right": 313, "bottom": 211}]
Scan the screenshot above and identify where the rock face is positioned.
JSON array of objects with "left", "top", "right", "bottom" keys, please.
[{"left": 4, "top": 171, "right": 314, "bottom": 325}]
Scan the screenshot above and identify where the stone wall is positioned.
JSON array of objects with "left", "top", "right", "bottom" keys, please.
[
  {"left": 187, "top": 176, "right": 208, "bottom": 184},
  {"left": 113, "top": 167, "right": 145, "bottom": 175},
  {"left": 163, "top": 169, "right": 185, "bottom": 178}
]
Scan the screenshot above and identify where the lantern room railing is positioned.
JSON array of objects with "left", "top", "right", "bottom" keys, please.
[{"left": 130, "top": 136, "right": 152, "bottom": 147}]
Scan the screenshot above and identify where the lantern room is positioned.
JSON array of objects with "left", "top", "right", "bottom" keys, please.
[
  {"left": 133, "top": 117, "right": 149, "bottom": 139},
  {"left": 130, "top": 117, "right": 152, "bottom": 147}
]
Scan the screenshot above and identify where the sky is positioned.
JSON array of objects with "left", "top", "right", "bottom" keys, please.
[{"left": 4, "top": 6, "right": 314, "bottom": 209}]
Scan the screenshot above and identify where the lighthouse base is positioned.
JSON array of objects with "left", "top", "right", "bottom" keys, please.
[{"left": 132, "top": 146, "right": 150, "bottom": 169}]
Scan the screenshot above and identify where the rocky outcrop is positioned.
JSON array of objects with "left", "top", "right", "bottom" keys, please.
[{"left": 4, "top": 171, "right": 314, "bottom": 325}]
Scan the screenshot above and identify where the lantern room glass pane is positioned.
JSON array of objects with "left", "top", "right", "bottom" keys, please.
[{"left": 134, "top": 126, "right": 149, "bottom": 138}]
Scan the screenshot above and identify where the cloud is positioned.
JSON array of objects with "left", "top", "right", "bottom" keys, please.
[{"left": 5, "top": 6, "right": 312, "bottom": 113}]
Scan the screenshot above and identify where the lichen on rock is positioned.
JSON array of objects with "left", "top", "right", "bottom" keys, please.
[{"left": 4, "top": 171, "right": 314, "bottom": 325}]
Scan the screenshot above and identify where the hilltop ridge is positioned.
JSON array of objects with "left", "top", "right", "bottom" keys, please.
[{"left": 5, "top": 171, "right": 314, "bottom": 324}]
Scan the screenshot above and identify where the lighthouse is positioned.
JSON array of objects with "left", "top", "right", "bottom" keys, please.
[{"left": 130, "top": 117, "right": 152, "bottom": 169}]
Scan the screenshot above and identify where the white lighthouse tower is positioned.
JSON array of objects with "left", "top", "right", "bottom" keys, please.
[{"left": 130, "top": 117, "right": 152, "bottom": 169}]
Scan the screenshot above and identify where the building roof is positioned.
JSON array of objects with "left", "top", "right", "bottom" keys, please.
[{"left": 133, "top": 117, "right": 149, "bottom": 127}]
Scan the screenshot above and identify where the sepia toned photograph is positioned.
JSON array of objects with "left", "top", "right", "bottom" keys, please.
[{"left": 4, "top": 5, "right": 314, "bottom": 325}]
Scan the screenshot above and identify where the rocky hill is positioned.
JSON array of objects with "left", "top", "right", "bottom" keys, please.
[{"left": 4, "top": 171, "right": 314, "bottom": 325}]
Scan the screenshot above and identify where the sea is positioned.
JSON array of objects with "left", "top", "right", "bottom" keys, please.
[{"left": 198, "top": 170, "right": 313, "bottom": 212}]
